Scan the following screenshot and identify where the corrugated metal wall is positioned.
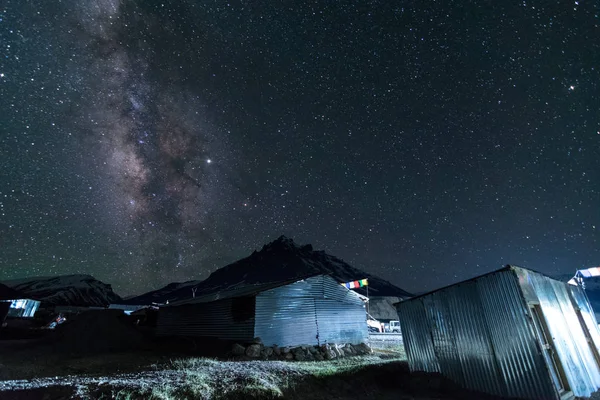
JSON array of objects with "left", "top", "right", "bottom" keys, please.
[
  {"left": 315, "top": 299, "right": 367, "bottom": 345},
  {"left": 398, "top": 298, "right": 440, "bottom": 373},
  {"left": 158, "top": 275, "right": 367, "bottom": 347},
  {"left": 255, "top": 295, "right": 318, "bottom": 347},
  {"left": 515, "top": 268, "right": 600, "bottom": 398},
  {"left": 5, "top": 299, "right": 40, "bottom": 318},
  {"left": 156, "top": 297, "right": 255, "bottom": 341},
  {"left": 439, "top": 283, "right": 505, "bottom": 395},
  {"left": 317, "top": 275, "right": 368, "bottom": 345},
  {"left": 476, "top": 269, "right": 553, "bottom": 399},
  {"left": 255, "top": 275, "right": 367, "bottom": 347},
  {"left": 397, "top": 268, "right": 557, "bottom": 400}
]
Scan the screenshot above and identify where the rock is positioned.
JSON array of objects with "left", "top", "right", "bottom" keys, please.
[
  {"left": 333, "top": 346, "right": 344, "bottom": 357},
  {"left": 246, "top": 344, "right": 261, "bottom": 358},
  {"left": 356, "top": 343, "right": 372, "bottom": 354},
  {"left": 304, "top": 351, "right": 315, "bottom": 361},
  {"left": 344, "top": 344, "right": 355, "bottom": 355},
  {"left": 252, "top": 337, "right": 263, "bottom": 344},
  {"left": 314, "top": 353, "right": 324, "bottom": 361},
  {"left": 282, "top": 347, "right": 291, "bottom": 354},
  {"left": 308, "top": 346, "right": 318, "bottom": 354},
  {"left": 285, "top": 352, "right": 294, "bottom": 360},
  {"left": 323, "top": 346, "right": 337, "bottom": 360},
  {"left": 231, "top": 343, "right": 246, "bottom": 356},
  {"left": 264, "top": 347, "right": 274, "bottom": 357},
  {"left": 273, "top": 345, "right": 281, "bottom": 356},
  {"left": 294, "top": 351, "right": 306, "bottom": 361}
]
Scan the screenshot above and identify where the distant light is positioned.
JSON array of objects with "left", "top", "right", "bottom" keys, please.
[
  {"left": 207, "top": 159, "right": 212, "bottom": 164},
  {"left": 0, "top": 73, "right": 4, "bottom": 78},
  {"left": 569, "top": 85, "right": 575, "bottom": 91}
]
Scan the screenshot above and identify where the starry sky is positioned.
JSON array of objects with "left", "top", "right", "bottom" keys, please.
[{"left": 1, "top": 0, "right": 599, "bottom": 296}]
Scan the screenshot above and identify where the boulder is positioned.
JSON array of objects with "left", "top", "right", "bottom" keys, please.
[
  {"left": 231, "top": 343, "right": 246, "bottom": 356},
  {"left": 323, "top": 345, "right": 337, "bottom": 360},
  {"left": 263, "top": 347, "right": 274, "bottom": 357},
  {"left": 273, "top": 345, "right": 281, "bottom": 356},
  {"left": 285, "top": 352, "right": 294, "bottom": 360},
  {"left": 333, "top": 346, "right": 344, "bottom": 357},
  {"left": 252, "top": 337, "right": 263, "bottom": 344},
  {"left": 344, "top": 344, "right": 355, "bottom": 355},
  {"left": 294, "top": 351, "right": 306, "bottom": 361},
  {"left": 308, "top": 346, "right": 318, "bottom": 354},
  {"left": 246, "top": 344, "right": 261, "bottom": 358},
  {"left": 281, "top": 347, "right": 291, "bottom": 354},
  {"left": 314, "top": 353, "right": 324, "bottom": 361},
  {"left": 356, "top": 343, "right": 372, "bottom": 354}
]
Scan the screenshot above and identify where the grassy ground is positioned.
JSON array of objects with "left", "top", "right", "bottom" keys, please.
[
  {"left": 1, "top": 354, "right": 403, "bottom": 399},
  {"left": 0, "top": 344, "right": 174, "bottom": 381},
  {"left": 1, "top": 337, "right": 514, "bottom": 400},
  {"left": 1, "top": 351, "right": 511, "bottom": 400}
]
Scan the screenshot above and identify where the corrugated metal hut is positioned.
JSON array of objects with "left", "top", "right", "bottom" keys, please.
[
  {"left": 157, "top": 274, "right": 368, "bottom": 347},
  {"left": 396, "top": 265, "right": 600, "bottom": 400},
  {"left": 0, "top": 283, "right": 40, "bottom": 319}
]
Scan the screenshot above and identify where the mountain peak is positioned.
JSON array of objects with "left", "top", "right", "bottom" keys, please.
[
  {"left": 125, "top": 236, "right": 412, "bottom": 304},
  {"left": 258, "top": 236, "right": 316, "bottom": 255},
  {"left": 262, "top": 235, "right": 298, "bottom": 250}
]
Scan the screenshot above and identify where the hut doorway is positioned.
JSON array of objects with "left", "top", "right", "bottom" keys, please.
[
  {"left": 530, "top": 304, "right": 570, "bottom": 395},
  {"left": 574, "top": 307, "right": 600, "bottom": 369}
]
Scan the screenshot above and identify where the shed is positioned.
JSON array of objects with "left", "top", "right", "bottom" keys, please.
[
  {"left": 0, "top": 283, "right": 40, "bottom": 319},
  {"left": 156, "top": 274, "right": 368, "bottom": 347},
  {"left": 396, "top": 265, "right": 600, "bottom": 400}
]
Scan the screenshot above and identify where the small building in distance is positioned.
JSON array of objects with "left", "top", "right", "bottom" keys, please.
[
  {"left": 157, "top": 274, "right": 368, "bottom": 347},
  {"left": 396, "top": 265, "right": 600, "bottom": 400},
  {"left": 0, "top": 283, "right": 40, "bottom": 322}
]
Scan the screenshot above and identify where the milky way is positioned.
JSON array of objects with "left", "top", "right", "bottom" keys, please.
[
  {"left": 1, "top": 1, "right": 599, "bottom": 295},
  {"left": 67, "top": 1, "right": 233, "bottom": 284}
]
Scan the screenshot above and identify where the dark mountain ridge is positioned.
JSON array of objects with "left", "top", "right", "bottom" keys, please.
[
  {"left": 2, "top": 274, "right": 122, "bottom": 307},
  {"left": 124, "top": 235, "right": 412, "bottom": 305}
]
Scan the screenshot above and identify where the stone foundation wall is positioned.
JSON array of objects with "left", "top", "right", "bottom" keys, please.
[{"left": 230, "top": 338, "right": 372, "bottom": 361}]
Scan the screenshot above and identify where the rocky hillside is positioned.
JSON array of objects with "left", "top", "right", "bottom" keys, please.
[
  {"left": 2, "top": 274, "right": 122, "bottom": 307},
  {"left": 125, "top": 235, "right": 412, "bottom": 304},
  {"left": 121, "top": 280, "right": 202, "bottom": 305}
]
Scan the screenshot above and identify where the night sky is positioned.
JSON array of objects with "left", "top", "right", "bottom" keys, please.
[{"left": 1, "top": 1, "right": 599, "bottom": 296}]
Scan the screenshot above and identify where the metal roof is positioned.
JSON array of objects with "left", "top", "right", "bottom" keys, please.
[
  {"left": 397, "top": 264, "right": 562, "bottom": 305},
  {"left": 167, "top": 273, "right": 323, "bottom": 306}
]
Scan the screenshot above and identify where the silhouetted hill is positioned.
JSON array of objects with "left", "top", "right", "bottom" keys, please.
[{"left": 124, "top": 236, "right": 412, "bottom": 304}]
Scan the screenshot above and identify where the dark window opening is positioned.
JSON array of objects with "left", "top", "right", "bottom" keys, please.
[{"left": 231, "top": 297, "right": 255, "bottom": 322}]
